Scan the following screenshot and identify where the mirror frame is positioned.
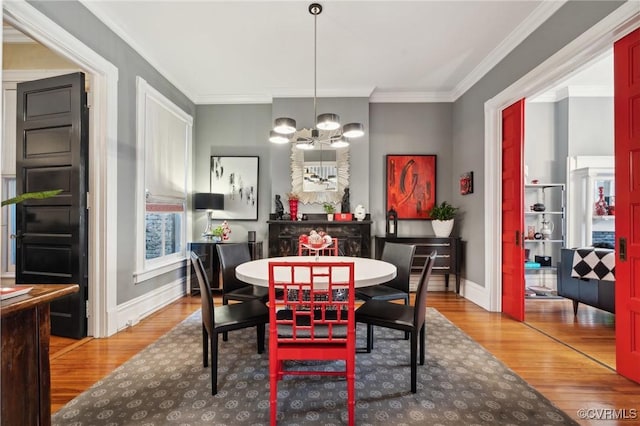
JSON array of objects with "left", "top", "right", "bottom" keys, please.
[{"left": 291, "top": 141, "right": 349, "bottom": 205}]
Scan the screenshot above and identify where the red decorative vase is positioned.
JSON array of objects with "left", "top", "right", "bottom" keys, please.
[
  {"left": 594, "top": 186, "right": 608, "bottom": 216},
  {"left": 289, "top": 199, "right": 298, "bottom": 220}
]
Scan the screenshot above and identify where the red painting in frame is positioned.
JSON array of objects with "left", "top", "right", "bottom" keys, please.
[{"left": 385, "top": 155, "right": 436, "bottom": 219}]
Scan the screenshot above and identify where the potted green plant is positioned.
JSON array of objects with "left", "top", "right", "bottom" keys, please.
[
  {"left": 323, "top": 203, "right": 336, "bottom": 221},
  {"left": 1, "top": 189, "right": 63, "bottom": 207},
  {"left": 429, "top": 201, "right": 458, "bottom": 237}
]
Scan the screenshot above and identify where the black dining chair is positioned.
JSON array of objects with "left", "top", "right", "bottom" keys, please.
[
  {"left": 190, "top": 251, "right": 268, "bottom": 395},
  {"left": 355, "top": 250, "right": 436, "bottom": 393},
  {"left": 217, "top": 243, "right": 270, "bottom": 304},
  {"left": 356, "top": 242, "right": 416, "bottom": 343}
]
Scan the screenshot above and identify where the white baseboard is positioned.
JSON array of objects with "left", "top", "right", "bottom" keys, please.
[
  {"left": 112, "top": 278, "right": 186, "bottom": 334},
  {"left": 460, "top": 278, "right": 494, "bottom": 311}
]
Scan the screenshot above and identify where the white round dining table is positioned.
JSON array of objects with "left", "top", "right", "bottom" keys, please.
[{"left": 235, "top": 256, "right": 397, "bottom": 288}]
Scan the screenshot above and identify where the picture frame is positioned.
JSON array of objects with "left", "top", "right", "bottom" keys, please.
[
  {"left": 385, "top": 154, "right": 436, "bottom": 220},
  {"left": 210, "top": 155, "right": 259, "bottom": 220},
  {"left": 460, "top": 171, "right": 474, "bottom": 195}
]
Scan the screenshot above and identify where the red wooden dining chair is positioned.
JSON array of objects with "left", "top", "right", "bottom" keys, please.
[
  {"left": 268, "top": 261, "right": 355, "bottom": 426},
  {"left": 298, "top": 237, "right": 339, "bottom": 256}
]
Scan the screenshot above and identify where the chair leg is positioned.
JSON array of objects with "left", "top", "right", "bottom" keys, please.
[
  {"left": 269, "top": 358, "right": 278, "bottom": 425},
  {"left": 366, "top": 324, "right": 373, "bottom": 352},
  {"left": 211, "top": 332, "right": 219, "bottom": 395},
  {"left": 410, "top": 330, "right": 417, "bottom": 393},
  {"left": 222, "top": 298, "right": 229, "bottom": 342},
  {"left": 202, "top": 325, "right": 209, "bottom": 367},
  {"left": 404, "top": 296, "right": 410, "bottom": 340},
  {"left": 419, "top": 323, "right": 426, "bottom": 365},
  {"left": 347, "top": 354, "right": 355, "bottom": 426},
  {"left": 257, "top": 323, "right": 265, "bottom": 354}
]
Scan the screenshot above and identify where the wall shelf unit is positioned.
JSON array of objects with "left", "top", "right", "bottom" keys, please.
[{"left": 523, "top": 183, "right": 565, "bottom": 296}]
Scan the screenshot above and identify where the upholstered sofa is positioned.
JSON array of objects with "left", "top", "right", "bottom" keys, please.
[{"left": 556, "top": 248, "right": 615, "bottom": 315}]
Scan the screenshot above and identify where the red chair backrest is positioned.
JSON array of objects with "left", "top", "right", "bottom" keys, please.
[
  {"left": 298, "top": 238, "right": 339, "bottom": 256},
  {"left": 268, "top": 261, "right": 354, "bottom": 345}
]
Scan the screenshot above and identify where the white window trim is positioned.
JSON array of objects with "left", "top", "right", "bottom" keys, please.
[
  {"left": 134, "top": 76, "right": 192, "bottom": 283},
  {"left": 1, "top": 177, "right": 16, "bottom": 277}
]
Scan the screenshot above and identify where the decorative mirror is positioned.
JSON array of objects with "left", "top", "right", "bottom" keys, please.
[{"left": 290, "top": 129, "right": 349, "bottom": 204}]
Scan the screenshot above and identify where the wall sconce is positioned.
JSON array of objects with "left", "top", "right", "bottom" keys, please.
[{"left": 194, "top": 193, "right": 224, "bottom": 239}]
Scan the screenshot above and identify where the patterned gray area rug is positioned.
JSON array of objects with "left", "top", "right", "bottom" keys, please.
[{"left": 53, "top": 308, "right": 577, "bottom": 425}]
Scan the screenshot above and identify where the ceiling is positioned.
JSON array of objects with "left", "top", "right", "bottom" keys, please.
[
  {"left": 72, "top": 0, "right": 570, "bottom": 104},
  {"left": 4, "top": 0, "right": 613, "bottom": 104}
]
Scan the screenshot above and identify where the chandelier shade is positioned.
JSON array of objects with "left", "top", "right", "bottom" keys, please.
[
  {"left": 342, "top": 122, "right": 364, "bottom": 138},
  {"left": 273, "top": 117, "right": 297, "bottom": 135},
  {"left": 269, "top": 3, "right": 364, "bottom": 148},
  {"left": 316, "top": 113, "right": 341, "bottom": 131},
  {"left": 269, "top": 130, "right": 290, "bottom": 144}
]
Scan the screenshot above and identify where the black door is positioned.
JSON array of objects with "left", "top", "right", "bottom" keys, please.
[{"left": 15, "top": 72, "right": 89, "bottom": 338}]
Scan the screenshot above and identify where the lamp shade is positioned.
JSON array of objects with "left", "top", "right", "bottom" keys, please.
[
  {"left": 194, "top": 193, "right": 224, "bottom": 210},
  {"left": 316, "top": 113, "right": 341, "bottom": 131},
  {"left": 342, "top": 122, "right": 364, "bottom": 138}
]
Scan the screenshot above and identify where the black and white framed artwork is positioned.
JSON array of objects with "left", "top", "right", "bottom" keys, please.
[{"left": 210, "top": 156, "right": 259, "bottom": 220}]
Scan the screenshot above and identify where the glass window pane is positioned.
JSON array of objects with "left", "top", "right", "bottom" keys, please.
[{"left": 145, "top": 211, "right": 183, "bottom": 261}]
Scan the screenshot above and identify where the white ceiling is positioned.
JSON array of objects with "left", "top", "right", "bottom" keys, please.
[{"left": 75, "top": 0, "right": 569, "bottom": 104}]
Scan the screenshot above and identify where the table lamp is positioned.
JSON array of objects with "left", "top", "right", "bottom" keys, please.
[{"left": 194, "top": 193, "right": 224, "bottom": 239}]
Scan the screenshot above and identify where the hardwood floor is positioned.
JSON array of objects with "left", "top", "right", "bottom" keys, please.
[
  {"left": 50, "top": 292, "right": 640, "bottom": 425},
  {"left": 525, "top": 298, "right": 616, "bottom": 369}
]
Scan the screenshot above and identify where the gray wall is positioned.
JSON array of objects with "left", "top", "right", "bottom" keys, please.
[
  {"left": 451, "top": 0, "right": 623, "bottom": 286},
  {"left": 567, "top": 97, "right": 614, "bottom": 157},
  {"left": 194, "top": 104, "right": 272, "bottom": 254},
  {"left": 28, "top": 1, "right": 197, "bottom": 303},
  {"left": 525, "top": 102, "right": 558, "bottom": 183},
  {"left": 270, "top": 97, "right": 370, "bottom": 216},
  {"left": 193, "top": 102, "right": 452, "bottom": 253},
  {"left": 369, "top": 103, "right": 454, "bottom": 238}
]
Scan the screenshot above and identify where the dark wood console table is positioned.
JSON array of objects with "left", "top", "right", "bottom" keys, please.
[
  {"left": 1, "top": 284, "right": 79, "bottom": 426},
  {"left": 268, "top": 214, "right": 372, "bottom": 258},
  {"left": 187, "top": 240, "right": 263, "bottom": 294},
  {"left": 375, "top": 236, "right": 463, "bottom": 294}
]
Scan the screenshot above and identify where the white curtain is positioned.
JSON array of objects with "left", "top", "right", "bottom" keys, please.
[{"left": 143, "top": 89, "right": 188, "bottom": 203}]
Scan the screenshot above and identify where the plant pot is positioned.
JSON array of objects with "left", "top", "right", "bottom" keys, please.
[
  {"left": 327, "top": 213, "right": 334, "bottom": 221},
  {"left": 432, "top": 219, "right": 454, "bottom": 237}
]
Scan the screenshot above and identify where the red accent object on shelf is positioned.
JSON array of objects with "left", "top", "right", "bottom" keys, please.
[
  {"left": 334, "top": 213, "right": 352, "bottom": 221},
  {"left": 289, "top": 199, "right": 298, "bottom": 219},
  {"left": 594, "top": 186, "right": 608, "bottom": 216}
]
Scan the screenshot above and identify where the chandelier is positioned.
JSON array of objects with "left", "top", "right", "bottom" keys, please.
[{"left": 268, "top": 3, "right": 365, "bottom": 149}]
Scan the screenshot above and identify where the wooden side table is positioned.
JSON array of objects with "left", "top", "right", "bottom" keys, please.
[{"left": 1, "top": 284, "right": 79, "bottom": 426}]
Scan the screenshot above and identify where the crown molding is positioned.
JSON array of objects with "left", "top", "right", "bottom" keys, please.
[
  {"left": 195, "top": 94, "right": 273, "bottom": 105},
  {"left": 451, "top": 0, "right": 567, "bottom": 101},
  {"left": 79, "top": 0, "right": 197, "bottom": 103},
  {"left": 369, "top": 90, "right": 454, "bottom": 103},
  {"left": 3, "top": 26, "right": 36, "bottom": 43},
  {"left": 272, "top": 87, "right": 375, "bottom": 99},
  {"left": 529, "top": 85, "right": 614, "bottom": 102}
]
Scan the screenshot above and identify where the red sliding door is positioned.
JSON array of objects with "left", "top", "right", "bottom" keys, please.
[
  {"left": 614, "top": 27, "right": 640, "bottom": 384},
  {"left": 501, "top": 100, "right": 525, "bottom": 321}
]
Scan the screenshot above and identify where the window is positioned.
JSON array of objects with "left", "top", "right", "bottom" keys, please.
[
  {"left": 145, "top": 202, "right": 183, "bottom": 260},
  {"left": 1, "top": 177, "right": 16, "bottom": 275},
  {"left": 135, "top": 77, "right": 192, "bottom": 282}
]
